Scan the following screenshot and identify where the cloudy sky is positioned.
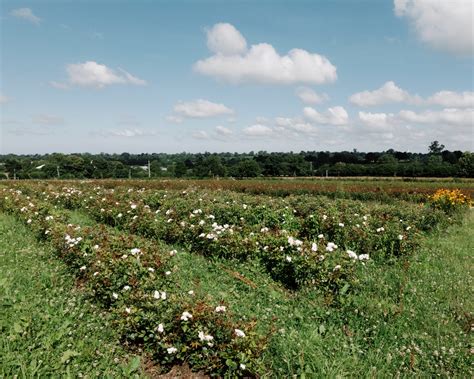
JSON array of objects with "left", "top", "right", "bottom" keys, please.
[{"left": 1, "top": 0, "right": 473, "bottom": 154}]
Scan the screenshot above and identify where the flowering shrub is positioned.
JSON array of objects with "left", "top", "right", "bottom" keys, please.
[
  {"left": 0, "top": 188, "right": 267, "bottom": 377},
  {"left": 429, "top": 189, "right": 472, "bottom": 214}
]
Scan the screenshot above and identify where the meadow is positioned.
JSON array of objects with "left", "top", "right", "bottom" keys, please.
[{"left": 0, "top": 178, "right": 472, "bottom": 377}]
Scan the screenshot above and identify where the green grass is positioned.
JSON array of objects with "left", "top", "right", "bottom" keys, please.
[
  {"left": 0, "top": 212, "right": 146, "bottom": 378},
  {"left": 1, "top": 205, "right": 472, "bottom": 377}
]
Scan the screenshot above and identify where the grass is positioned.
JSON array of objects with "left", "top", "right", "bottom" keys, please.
[
  {"left": 68, "top": 208, "right": 474, "bottom": 377},
  {"left": 1, "top": 205, "right": 472, "bottom": 377},
  {"left": 0, "top": 212, "right": 146, "bottom": 378}
]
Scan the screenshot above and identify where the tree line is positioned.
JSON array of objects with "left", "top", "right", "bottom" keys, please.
[{"left": 1, "top": 142, "right": 472, "bottom": 179}]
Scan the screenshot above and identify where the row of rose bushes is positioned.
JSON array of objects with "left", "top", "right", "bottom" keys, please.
[
  {"left": 0, "top": 187, "right": 267, "bottom": 376},
  {"left": 36, "top": 184, "right": 434, "bottom": 289}
]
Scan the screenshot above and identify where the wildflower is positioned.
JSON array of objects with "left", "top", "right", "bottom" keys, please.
[
  {"left": 198, "top": 331, "right": 214, "bottom": 342},
  {"left": 338, "top": 223, "right": 345, "bottom": 227},
  {"left": 325, "top": 242, "right": 338, "bottom": 252},
  {"left": 121, "top": 254, "right": 128, "bottom": 259},
  {"left": 165, "top": 271, "right": 171, "bottom": 276},
  {"left": 199, "top": 220, "right": 205, "bottom": 226},
  {"left": 80, "top": 265, "right": 86, "bottom": 271},
  {"left": 318, "top": 234, "right": 324, "bottom": 239},
  {"left": 215, "top": 305, "right": 226, "bottom": 313},
  {"left": 358, "top": 254, "right": 369, "bottom": 261},
  {"left": 260, "top": 227, "right": 269, "bottom": 233},
  {"left": 112, "top": 292, "right": 119, "bottom": 299},
  {"left": 333, "top": 265, "right": 341, "bottom": 271},
  {"left": 169, "top": 250, "right": 177, "bottom": 256},
  {"left": 322, "top": 215, "right": 328, "bottom": 220},
  {"left": 188, "top": 290, "right": 194, "bottom": 295},
  {"left": 240, "top": 364, "right": 246, "bottom": 370},
  {"left": 148, "top": 267, "right": 155, "bottom": 272},
  {"left": 398, "top": 234, "right": 404, "bottom": 240},
  {"left": 286, "top": 255, "right": 292, "bottom": 262},
  {"left": 180, "top": 311, "right": 193, "bottom": 321},
  {"left": 93, "top": 272, "right": 99, "bottom": 276},
  {"left": 93, "top": 244, "right": 99, "bottom": 249},
  {"left": 123, "top": 285, "right": 131, "bottom": 291},
  {"left": 157, "top": 323, "right": 164, "bottom": 333},
  {"left": 130, "top": 248, "right": 141, "bottom": 255},
  {"left": 347, "top": 250, "right": 358, "bottom": 260},
  {"left": 311, "top": 243, "right": 318, "bottom": 252},
  {"left": 376, "top": 227, "right": 385, "bottom": 233},
  {"left": 130, "top": 204, "right": 137, "bottom": 209},
  {"left": 167, "top": 347, "right": 177, "bottom": 354},
  {"left": 117, "top": 213, "right": 123, "bottom": 218},
  {"left": 234, "top": 329, "right": 246, "bottom": 337},
  {"left": 125, "top": 307, "right": 131, "bottom": 314},
  {"left": 27, "top": 219, "right": 32, "bottom": 224}
]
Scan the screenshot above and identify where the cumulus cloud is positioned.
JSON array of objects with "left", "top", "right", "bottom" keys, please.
[
  {"left": 303, "top": 106, "right": 349, "bottom": 126},
  {"left": 173, "top": 99, "right": 234, "bottom": 118},
  {"left": 10, "top": 8, "right": 41, "bottom": 25},
  {"left": 215, "top": 125, "right": 233, "bottom": 136},
  {"left": 54, "top": 61, "right": 147, "bottom": 89},
  {"left": 275, "top": 117, "right": 316, "bottom": 134},
  {"left": 426, "top": 91, "right": 474, "bottom": 108},
  {"left": 206, "top": 23, "right": 247, "bottom": 55},
  {"left": 394, "top": 0, "right": 473, "bottom": 55},
  {"left": 358, "top": 108, "right": 473, "bottom": 128},
  {"left": 243, "top": 124, "right": 274, "bottom": 137},
  {"left": 350, "top": 81, "right": 421, "bottom": 106},
  {"left": 194, "top": 23, "right": 337, "bottom": 85},
  {"left": 398, "top": 108, "right": 473, "bottom": 126},
  {"left": 350, "top": 81, "right": 474, "bottom": 108},
  {"left": 295, "top": 87, "right": 329, "bottom": 104},
  {"left": 358, "top": 111, "right": 396, "bottom": 130}
]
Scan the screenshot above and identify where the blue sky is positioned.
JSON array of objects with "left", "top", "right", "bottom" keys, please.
[{"left": 1, "top": 0, "right": 473, "bottom": 154}]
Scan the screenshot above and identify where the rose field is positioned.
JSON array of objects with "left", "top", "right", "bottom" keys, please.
[{"left": 0, "top": 179, "right": 472, "bottom": 377}]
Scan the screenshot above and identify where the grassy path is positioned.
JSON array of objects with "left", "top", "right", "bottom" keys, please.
[{"left": 0, "top": 212, "right": 145, "bottom": 378}]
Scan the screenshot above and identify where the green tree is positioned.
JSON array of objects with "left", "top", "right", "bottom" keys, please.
[{"left": 428, "top": 141, "right": 445, "bottom": 155}]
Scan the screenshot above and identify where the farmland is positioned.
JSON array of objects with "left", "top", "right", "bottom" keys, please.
[{"left": 0, "top": 179, "right": 472, "bottom": 377}]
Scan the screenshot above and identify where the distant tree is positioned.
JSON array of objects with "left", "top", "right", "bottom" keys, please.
[
  {"left": 235, "top": 159, "right": 261, "bottom": 178},
  {"left": 428, "top": 141, "right": 445, "bottom": 155},
  {"left": 458, "top": 152, "right": 474, "bottom": 177}
]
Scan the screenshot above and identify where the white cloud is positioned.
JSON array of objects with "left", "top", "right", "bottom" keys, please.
[
  {"left": 295, "top": 87, "right": 329, "bottom": 104},
  {"left": 194, "top": 23, "right": 337, "bottom": 85},
  {"left": 32, "top": 114, "right": 65, "bottom": 126},
  {"left": 394, "top": 0, "right": 473, "bottom": 55},
  {"left": 358, "top": 108, "right": 473, "bottom": 129},
  {"left": 350, "top": 81, "right": 420, "bottom": 106},
  {"left": 63, "top": 61, "right": 147, "bottom": 88},
  {"left": 303, "top": 106, "right": 349, "bottom": 126},
  {"left": 215, "top": 125, "right": 233, "bottom": 136},
  {"left": 243, "top": 124, "right": 273, "bottom": 137},
  {"left": 275, "top": 117, "right": 316, "bottom": 134},
  {"left": 358, "top": 111, "right": 396, "bottom": 130},
  {"left": 398, "top": 108, "right": 473, "bottom": 126},
  {"left": 206, "top": 23, "right": 247, "bottom": 55},
  {"left": 350, "top": 81, "right": 473, "bottom": 108},
  {"left": 173, "top": 99, "right": 234, "bottom": 118},
  {"left": 426, "top": 91, "right": 474, "bottom": 108},
  {"left": 10, "top": 8, "right": 41, "bottom": 25}
]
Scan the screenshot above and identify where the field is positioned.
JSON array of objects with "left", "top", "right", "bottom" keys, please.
[{"left": 0, "top": 179, "right": 472, "bottom": 377}]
